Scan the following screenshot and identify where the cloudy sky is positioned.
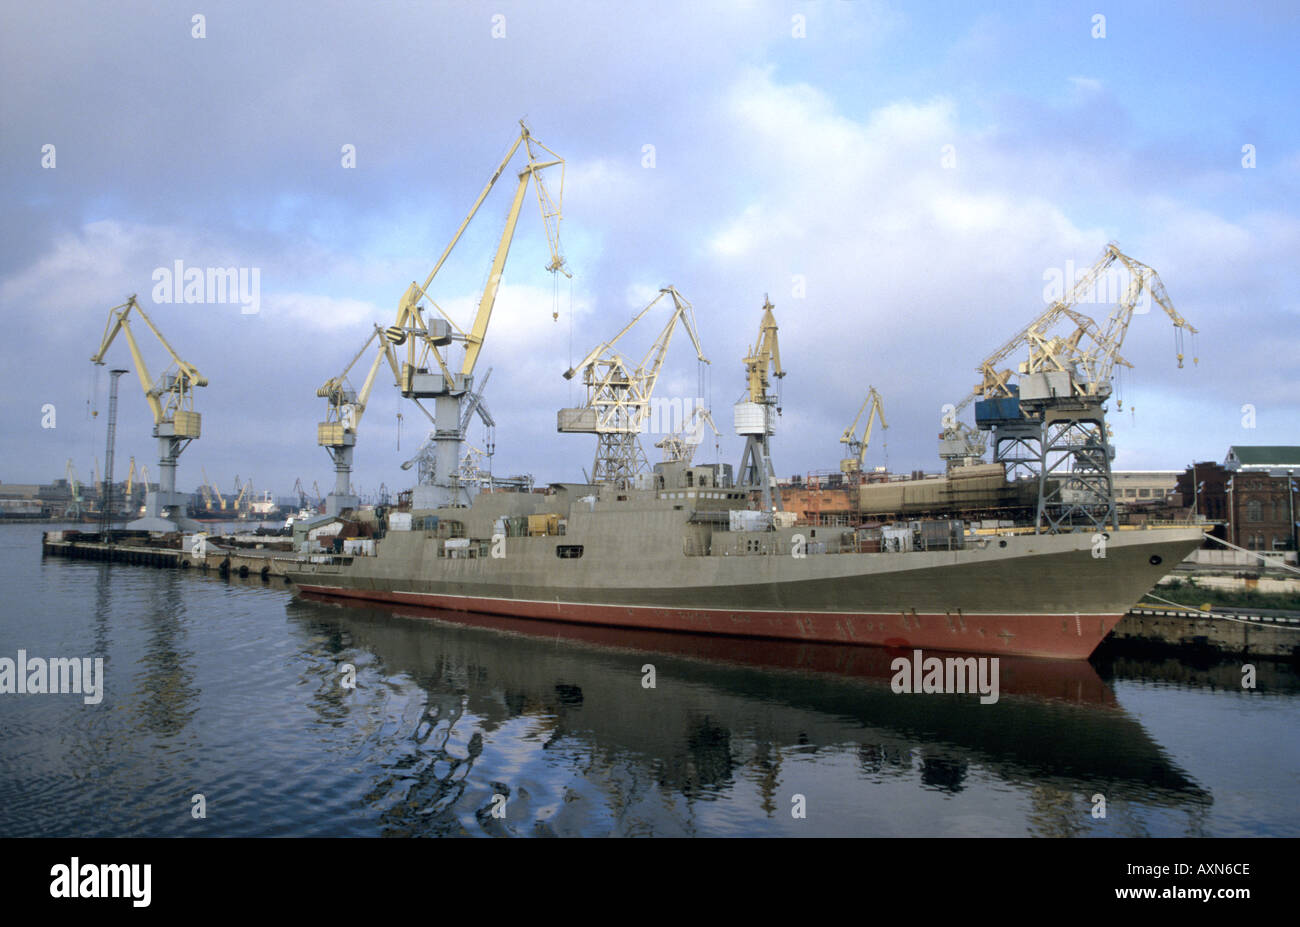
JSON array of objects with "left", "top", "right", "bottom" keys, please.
[{"left": 2, "top": 0, "right": 1297, "bottom": 500}]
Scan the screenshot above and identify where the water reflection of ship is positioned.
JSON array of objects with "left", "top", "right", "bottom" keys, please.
[{"left": 288, "top": 594, "right": 1211, "bottom": 835}]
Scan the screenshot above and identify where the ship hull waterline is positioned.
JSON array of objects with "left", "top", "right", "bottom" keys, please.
[{"left": 293, "top": 582, "right": 1124, "bottom": 659}]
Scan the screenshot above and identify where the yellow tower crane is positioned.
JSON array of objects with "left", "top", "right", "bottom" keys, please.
[
  {"left": 558, "top": 286, "right": 709, "bottom": 485},
  {"left": 735, "top": 296, "right": 785, "bottom": 511},
  {"left": 316, "top": 324, "right": 401, "bottom": 515},
  {"left": 384, "top": 120, "right": 570, "bottom": 508},
  {"left": 840, "top": 386, "right": 888, "bottom": 474},
  {"left": 91, "top": 295, "right": 207, "bottom": 531}
]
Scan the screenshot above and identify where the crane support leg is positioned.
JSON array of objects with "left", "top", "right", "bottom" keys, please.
[
  {"left": 324, "top": 445, "right": 359, "bottom": 516},
  {"left": 129, "top": 435, "right": 199, "bottom": 532}
]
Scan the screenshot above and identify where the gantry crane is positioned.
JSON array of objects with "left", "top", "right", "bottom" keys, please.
[
  {"left": 91, "top": 295, "right": 207, "bottom": 531},
  {"left": 655, "top": 406, "right": 720, "bottom": 466},
  {"left": 949, "top": 243, "right": 1197, "bottom": 533},
  {"left": 383, "top": 120, "right": 570, "bottom": 508},
  {"left": 840, "top": 386, "right": 887, "bottom": 474},
  {"left": 735, "top": 296, "right": 785, "bottom": 511},
  {"left": 316, "top": 324, "right": 401, "bottom": 515},
  {"left": 1014, "top": 246, "right": 1197, "bottom": 532},
  {"left": 558, "top": 286, "right": 708, "bottom": 484},
  {"left": 940, "top": 293, "right": 1106, "bottom": 467}
]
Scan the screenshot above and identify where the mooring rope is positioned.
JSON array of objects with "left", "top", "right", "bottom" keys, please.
[
  {"left": 1203, "top": 532, "right": 1300, "bottom": 577},
  {"left": 1140, "top": 591, "right": 1299, "bottom": 627}
]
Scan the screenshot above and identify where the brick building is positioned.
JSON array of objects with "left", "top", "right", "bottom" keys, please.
[{"left": 1177, "top": 446, "right": 1300, "bottom": 550}]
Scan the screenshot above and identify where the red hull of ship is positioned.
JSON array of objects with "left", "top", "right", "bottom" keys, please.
[{"left": 294, "top": 583, "right": 1122, "bottom": 660}]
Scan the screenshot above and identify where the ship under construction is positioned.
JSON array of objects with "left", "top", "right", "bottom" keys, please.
[
  {"left": 283, "top": 123, "right": 1207, "bottom": 660},
  {"left": 80, "top": 121, "right": 1206, "bottom": 661}
]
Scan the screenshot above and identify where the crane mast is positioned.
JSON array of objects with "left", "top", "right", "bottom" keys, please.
[
  {"left": 735, "top": 296, "right": 785, "bottom": 511},
  {"left": 91, "top": 294, "right": 207, "bottom": 532},
  {"left": 385, "top": 121, "right": 569, "bottom": 509}
]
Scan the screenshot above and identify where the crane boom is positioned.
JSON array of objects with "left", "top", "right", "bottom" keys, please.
[
  {"left": 384, "top": 121, "right": 571, "bottom": 509},
  {"left": 840, "top": 386, "right": 887, "bottom": 472},
  {"left": 91, "top": 295, "right": 208, "bottom": 425},
  {"left": 91, "top": 294, "right": 207, "bottom": 530},
  {"left": 1079, "top": 250, "right": 1198, "bottom": 392},
  {"left": 655, "top": 406, "right": 719, "bottom": 465},
  {"left": 316, "top": 324, "right": 402, "bottom": 515}
]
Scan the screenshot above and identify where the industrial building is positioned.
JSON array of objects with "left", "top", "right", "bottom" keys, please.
[{"left": 1177, "top": 446, "right": 1300, "bottom": 551}]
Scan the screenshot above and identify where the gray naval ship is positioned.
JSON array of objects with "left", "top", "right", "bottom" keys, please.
[{"left": 287, "top": 457, "right": 1204, "bottom": 660}]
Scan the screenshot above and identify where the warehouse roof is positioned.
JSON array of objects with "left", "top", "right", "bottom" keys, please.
[{"left": 1225, "top": 446, "right": 1300, "bottom": 469}]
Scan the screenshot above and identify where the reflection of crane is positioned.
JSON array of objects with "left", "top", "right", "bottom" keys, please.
[
  {"left": 385, "top": 120, "right": 570, "bottom": 508},
  {"left": 655, "top": 407, "right": 719, "bottom": 466},
  {"left": 558, "top": 286, "right": 708, "bottom": 484},
  {"left": 840, "top": 387, "right": 887, "bottom": 474},
  {"left": 735, "top": 296, "right": 785, "bottom": 510},
  {"left": 91, "top": 294, "right": 207, "bottom": 531},
  {"left": 316, "top": 324, "right": 401, "bottom": 515}
]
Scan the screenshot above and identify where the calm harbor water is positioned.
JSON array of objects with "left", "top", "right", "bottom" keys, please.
[{"left": 2, "top": 522, "right": 1297, "bottom": 837}]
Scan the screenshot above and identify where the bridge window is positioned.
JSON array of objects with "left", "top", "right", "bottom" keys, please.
[{"left": 557, "top": 545, "right": 584, "bottom": 559}]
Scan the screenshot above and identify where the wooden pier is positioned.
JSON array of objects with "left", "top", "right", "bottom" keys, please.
[{"left": 41, "top": 531, "right": 309, "bottom": 582}]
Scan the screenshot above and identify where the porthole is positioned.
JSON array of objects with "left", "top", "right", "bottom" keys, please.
[{"left": 1149, "top": 555, "right": 1163, "bottom": 566}]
